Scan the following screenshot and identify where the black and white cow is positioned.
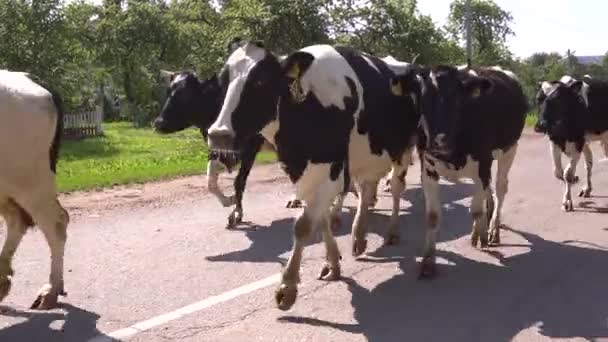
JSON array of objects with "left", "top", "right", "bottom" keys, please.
[
  {"left": 392, "top": 65, "right": 527, "bottom": 278},
  {"left": 534, "top": 74, "right": 608, "bottom": 211},
  {"left": 0, "top": 70, "right": 70, "bottom": 309},
  {"left": 153, "top": 69, "right": 355, "bottom": 228},
  {"left": 153, "top": 70, "right": 269, "bottom": 228},
  {"left": 206, "top": 40, "right": 420, "bottom": 310}
]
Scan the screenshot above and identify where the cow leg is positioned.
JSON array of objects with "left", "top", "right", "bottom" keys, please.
[
  {"left": 551, "top": 142, "right": 565, "bottom": 181},
  {"left": 385, "top": 166, "right": 407, "bottom": 246},
  {"left": 16, "top": 182, "right": 69, "bottom": 310},
  {"left": 351, "top": 180, "right": 375, "bottom": 256},
  {"left": 369, "top": 179, "right": 379, "bottom": 208},
  {"left": 489, "top": 144, "right": 517, "bottom": 245},
  {"left": 383, "top": 169, "right": 393, "bottom": 192},
  {"left": 420, "top": 167, "right": 440, "bottom": 279},
  {"left": 318, "top": 214, "right": 341, "bottom": 281},
  {"left": 470, "top": 182, "right": 490, "bottom": 249},
  {"left": 227, "top": 137, "right": 263, "bottom": 228},
  {"left": 329, "top": 191, "right": 346, "bottom": 232},
  {"left": 578, "top": 143, "right": 593, "bottom": 198},
  {"left": 207, "top": 160, "right": 234, "bottom": 207},
  {"left": 275, "top": 181, "right": 340, "bottom": 311},
  {"left": 562, "top": 151, "right": 581, "bottom": 212},
  {"left": 0, "top": 200, "right": 28, "bottom": 303}
]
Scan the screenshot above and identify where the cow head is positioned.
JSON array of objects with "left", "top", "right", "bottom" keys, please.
[
  {"left": 154, "top": 71, "right": 221, "bottom": 136},
  {"left": 415, "top": 65, "right": 493, "bottom": 154},
  {"left": 389, "top": 65, "right": 423, "bottom": 125},
  {"left": 534, "top": 79, "right": 586, "bottom": 135},
  {"left": 207, "top": 39, "right": 284, "bottom": 155}
]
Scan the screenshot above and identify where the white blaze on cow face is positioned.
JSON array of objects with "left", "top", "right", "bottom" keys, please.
[{"left": 208, "top": 43, "right": 267, "bottom": 138}]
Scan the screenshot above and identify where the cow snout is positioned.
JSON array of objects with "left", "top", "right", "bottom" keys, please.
[{"left": 153, "top": 117, "right": 166, "bottom": 132}]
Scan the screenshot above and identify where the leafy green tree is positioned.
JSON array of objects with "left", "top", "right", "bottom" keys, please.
[{"left": 447, "top": 0, "right": 514, "bottom": 65}]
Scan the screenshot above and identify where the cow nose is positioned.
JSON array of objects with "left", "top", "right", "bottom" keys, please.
[{"left": 153, "top": 117, "right": 164, "bottom": 130}]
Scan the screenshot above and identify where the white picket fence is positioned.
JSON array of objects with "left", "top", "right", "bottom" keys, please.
[{"left": 63, "top": 110, "right": 104, "bottom": 139}]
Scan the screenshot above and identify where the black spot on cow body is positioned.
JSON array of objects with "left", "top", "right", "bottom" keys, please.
[
  {"left": 585, "top": 79, "right": 608, "bottom": 135},
  {"left": 229, "top": 54, "right": 284, "bottom": 149},
  {"left": 334, "top": 46, "right": 421, "bottom": 164},
  {"left": 417, "top": 66, "right": 527, "bottom": 188},
  {"left": 277, "top": 75, "right": 357, "bottom": 184}
]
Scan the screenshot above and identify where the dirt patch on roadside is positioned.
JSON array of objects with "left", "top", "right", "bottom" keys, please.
[{"left": 59, "top": 163, "right": 289, "bottom": 216}]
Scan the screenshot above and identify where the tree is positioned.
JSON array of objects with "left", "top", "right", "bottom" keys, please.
[
  {"left": 327, "top": 0, "right": 465, "bottom": 64},
  {"left": 447, "top": 0, "right": 514, "bottom": 65}
]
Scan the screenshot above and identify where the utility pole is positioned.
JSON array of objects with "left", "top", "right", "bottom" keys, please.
[{"left": 465, "top": 0, "right": 473, "bottom": 67}]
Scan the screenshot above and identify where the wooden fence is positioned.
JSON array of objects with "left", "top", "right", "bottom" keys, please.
[{"left": 63, "top": 110, "right": 104, "bottom": 140}]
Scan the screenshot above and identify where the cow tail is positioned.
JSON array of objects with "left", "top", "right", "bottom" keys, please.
[
  {"left": 343, "top": 154, "right": 351, "bottom": 194},
  {"left": 48, "top": 89, "right": 64, "bottom": 174}
]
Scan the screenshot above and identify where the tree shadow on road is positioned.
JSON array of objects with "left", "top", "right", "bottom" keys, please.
[
  {"left": 0, "top": 303, "right": 116, "bottom": 342},
  {"left": 279, "top": 227, "right": 608, "bottom": 342}
]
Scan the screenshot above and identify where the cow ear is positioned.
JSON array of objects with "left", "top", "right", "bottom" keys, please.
[
  {"left": 227, "top": 37, "right": 243, "bottom": 53},
  {"left": 390, "top": 70, "right": 420, "bottom": 97},
  {"left": 283, "top": 51, "right": 314, "bottom": 80},
  {"left": 464, "top": 77, "right": 492, "bottom": 99},
  {"left": 568, "top": 80, "right": 583, "bottom": 94},
  {"left": 160, "top": 70, "right": 176, "bottom": 84}
]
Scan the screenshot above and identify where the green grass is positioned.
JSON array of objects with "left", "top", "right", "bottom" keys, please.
[
  {"left": 56, "top": 122, "right": 276, "bottom": 193},
  {"left": 526, "top": 112, "right": 538, "bottom": 127}
]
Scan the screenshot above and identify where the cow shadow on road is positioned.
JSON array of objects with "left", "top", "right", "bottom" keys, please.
[
  {"left": 279, "top": 228, "right": 608, "bottom": 342},
  {"left": 0, "top": 303, "right": 116, "bottom": 342},
  {"left": 205, "top": 181, "right": 476, "bottom": 265}
]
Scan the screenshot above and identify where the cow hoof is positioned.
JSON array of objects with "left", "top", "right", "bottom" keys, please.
[
  {"left": 30, "top": 284, "right": 65, "bottom": 310},
  {"left": 0, "top": 274, "right": 12, "bottom": 302},
  {"left": 227, "top": 210, "right": 243, "bottom": 228},
  {"left": 384, "top": 232, "right": 400, "bottom": 246},
  {"left": 578, "top": 188, "right": 592, "bottom": 198},
  {"left": 352, "top": 238, "right": 368, "bottom": 257},
  {"left": 275, "top": 284, "right": 297, "bottom": 311},
  {"left": 286, "top": 199, "right": 303, "bottom": 209},
  {"left": 489, "top": 229, "right": 501, "bottom": 246},
  {"left": 318, "top": 264, "right": 341, "bottom": 281},
  {"left": 562, "top": 200, "right": 574, "bottom": 212},
  {"left": 418, "top": 257, "right": 436, "bottom": 279}
]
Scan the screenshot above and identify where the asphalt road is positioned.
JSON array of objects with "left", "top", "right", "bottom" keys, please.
[{"left": 1, "top": 131, "right": 608, "bottom": 342}]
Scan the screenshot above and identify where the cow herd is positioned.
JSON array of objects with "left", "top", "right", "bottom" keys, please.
[{"left": 1, "top": 38, "right": 607, "bottom": 312}]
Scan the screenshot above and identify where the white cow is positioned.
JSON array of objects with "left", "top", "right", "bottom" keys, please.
[{"left": 0, "top": 70, "right": 69, "bottom": 309}]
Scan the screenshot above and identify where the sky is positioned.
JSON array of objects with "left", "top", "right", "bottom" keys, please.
[{"left": 417, "top": 0, "right": 607, "bottom": 58}]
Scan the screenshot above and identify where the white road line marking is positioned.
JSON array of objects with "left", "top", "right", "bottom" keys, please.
[{"left": 87, "top": 273, "right": 281, "bottom": 342}]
